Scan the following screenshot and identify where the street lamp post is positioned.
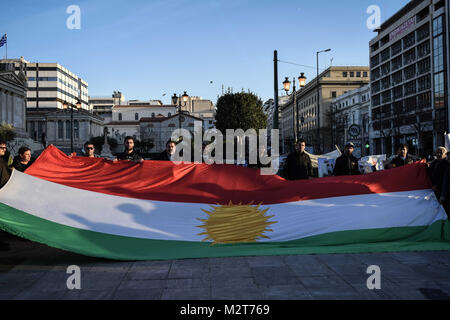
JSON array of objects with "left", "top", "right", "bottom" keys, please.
[
  {"left": 63, "top": 99, "right": 81, "bottom": 154},
  {"left": 172, "top": 91, "right": 189, "bottom": 133},
  {"left": 316, "top": 48, "right": 331, "bottom": 153},
  {"left": 283, "top": 73, "right": 307, "bottom": 146}
]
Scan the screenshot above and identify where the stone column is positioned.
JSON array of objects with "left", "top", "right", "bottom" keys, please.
[
  {"left": 7, "top": 93, "right": 13, "bottom": 124},
  {"left": 0, "top": 89, "right": 5, "bottom": 123}
]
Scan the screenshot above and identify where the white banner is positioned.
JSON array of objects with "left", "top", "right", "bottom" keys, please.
[
  {"left": 318, "top": 158, "right": 337, "bottom": 177},
  {"left": 445, "top": 133, "right": 450, "bottom": 152},
  {"left": 306, "top": 146, "right": 341, "bottom": 169},
  {"left": 358, "top": 154, "right": 386, "bottom": 174}
]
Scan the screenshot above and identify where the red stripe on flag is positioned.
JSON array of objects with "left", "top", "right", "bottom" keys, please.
[{"left": 25, "top": 146, "right": 431, "bottom": 205}]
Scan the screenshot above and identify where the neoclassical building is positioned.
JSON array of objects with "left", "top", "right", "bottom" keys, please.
[
  {"left": 140, "top": 113, "right": 204, "bottom": 153},
  {"left": 26, "top": 108, "right": 104, "bottom": 151},
  {"left": 0, "top": 62, "right": 27, "bottom": 137}
]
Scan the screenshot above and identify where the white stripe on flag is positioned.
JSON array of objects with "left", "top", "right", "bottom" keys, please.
[{"left": 0, "top": 170, "right": 446, "bottom": 242}]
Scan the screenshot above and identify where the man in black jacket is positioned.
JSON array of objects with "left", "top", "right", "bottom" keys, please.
[
  {"left": 115, "top": 136, "right": 143, "bottom": 162},
  {"left": 388, "top": 144, "right": 414, "bottom": 169},
  {"left": 0, "top": 141, "right": 11, "bottom": 188},
  {"left": 333, "top": 142, "right": 361, "bottom": 176},
  {"left": 283, "top": 139, "right": 312, "bottom": 180},
  {"left": 154, "top": 140, "right": 176, "bottom": 161},
  {"left": 428, "top": 147, "right": 447, "bottom": 199}
]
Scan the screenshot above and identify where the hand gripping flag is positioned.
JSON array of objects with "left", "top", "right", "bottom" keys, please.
[{"left": 0, "top": 145, "right": 449, "bottom": 260}]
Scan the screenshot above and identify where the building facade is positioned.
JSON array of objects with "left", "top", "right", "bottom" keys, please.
[
  {"left": 0, "top": 57, "right": 89, "bottom": 110},
  {"left": 331, "top": 85, "right": 371, "bottom": 158},
  {"left": 140, "top": 113, "right": 204, "bottom": 153},
  {"left": 369, "top": 0, "right": 449, "bottom": 157},
  {"left": 280, "top": 66, "right": 370, "bottom": 153},
  {"left": 0, "top": 62, "right": 27, "bottom": 137},
  {"left": 171, "top": 94, "right": 216, "bottom": 130},
  {"left": 26, "top": 108, "right": 104, "bottom": 151},
  {"left": 90, "top": 91, "right": 125, "bottom": 123}
]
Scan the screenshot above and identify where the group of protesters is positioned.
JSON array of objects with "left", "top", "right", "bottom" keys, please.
[
  {"left": 0, "top": 136, "right": 178, "bottom": 188},
  {"left": 79, "top": 136, "right": 176, "bottom": 162},
  {"left": 283, "top": 138, "right": 450, "bottom": 217},
  {"left": 2, "top": 135, "right": 450, "bottom": 212},
  {"left": 0, "top": 141, "right": 35, "bottom": 188}
]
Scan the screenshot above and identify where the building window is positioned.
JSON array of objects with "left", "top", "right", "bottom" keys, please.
[
  {"left": 343, "top": 72, "right": 348, "bottom": 77},
  {"left": 404, "top": 80, "right": 416, "bottom": 96},
  {"left": 434, "top": 72, "right": 445, "bottom": 108},
  {"left": 118, "top": 113, "right": 122, "bottom": 121},
  {"left": 433, "top": 16, "right": 443, "bottom": 36},
  {"left": 417, "top": 57, "right": 431, "bottom": 74},
  {"left": 403, "top": 48, "right": 416, "bottom": 65},
  {"left": 350, "top": 72, "right": 354, "bottom": 77},
  {"left": 417, "top": 40, "right": 430, "bottom": 58},
  {"left": 370, "top": 55, "right": 379, "bottom": 67},
  {"left": 135, "top": 113, "right": 139, "bottom": 120},
  {"left": 57, "top": 121, "right": 63, "bottom": 139},
  {"left": 151, "top": 113, "right": 155, "bottom": 118},
  {"left": 74, "top": 120, "right": 79, "bottom": 139},
  {"left": 168, "top": 112, "right": 171, "bottom": 117},
  {"left": 433, "top": 35, "right": 444, "bottom": 73},
  {"left": 380, "top": 48, "right": 390, "bottom": 62},
  {"left": 65, "top": 120, "right": 71, "bottom": 140},
  {"left": 403, "top": 32, "right": 415, "bottom": 50},
  {"left": 417, "top": 74, "right": 431, "bottom": 92},
  {"left": 331, "top": 91, "right": 337, "bottom": 98},
  {"left": 416, "top": 22, "right": 430, "bottom": 42},
  {"left": 363, "top": 72, "right": 368, "bottom": 77},
  {"left": 404, "top": 64, "right": 416, "bottom": 80},
  {"left": 392, "top": 55, "right": 402, "bottom": 71},
  {"left": 391, "top": 40, "right": 402, "bottom": 56}
]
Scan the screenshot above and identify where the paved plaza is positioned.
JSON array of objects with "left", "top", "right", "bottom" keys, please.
[{"left": 1, "top": 232, "right": 450, "bottom": 300}]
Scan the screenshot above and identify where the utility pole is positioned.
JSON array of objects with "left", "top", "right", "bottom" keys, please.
[{"left": 273, "top": 50, "right": 279, "bottom": 130}]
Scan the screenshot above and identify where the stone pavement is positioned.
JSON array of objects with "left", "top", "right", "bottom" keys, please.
[{"left": 1, "top": 233, "right": 450, "bottom": 300}]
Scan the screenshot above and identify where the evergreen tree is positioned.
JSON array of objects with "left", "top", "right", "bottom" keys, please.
[{"left": 215, "top": 92, "right": 267, "bottom": 132}]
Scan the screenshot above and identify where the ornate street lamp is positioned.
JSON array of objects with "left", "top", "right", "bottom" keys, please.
[
  {"left": 298, "top": 72, "right": 307, "bottom": 88},
  {"left": 182, "top": 91, "right": 189, "bottom": 105},
  {"left": 173, "top": 91, "right": 189, "bottom": 132},
  {"left": 283, "top": 77, "right": 291, "bottom": 92},
  {"left": 283, "top": 72, "right": 306, "bottom": 145}
]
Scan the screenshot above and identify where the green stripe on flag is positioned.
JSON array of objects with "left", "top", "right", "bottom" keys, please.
[{"left": 1, "top": 203, "right": 450, "bottom": 261}]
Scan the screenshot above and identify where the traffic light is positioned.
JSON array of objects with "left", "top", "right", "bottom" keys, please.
[{"left": 365, "top": 141, "right": 370, "bottom": 154}]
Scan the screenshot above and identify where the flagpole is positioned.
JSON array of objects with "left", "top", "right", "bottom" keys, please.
[{"left": 5, "top": 33, "right": 7, "bottom": 59}]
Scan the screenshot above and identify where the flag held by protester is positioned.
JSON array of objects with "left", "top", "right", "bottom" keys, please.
[{"left": 0, "top": 145, "right": 449, "bottom": 261}]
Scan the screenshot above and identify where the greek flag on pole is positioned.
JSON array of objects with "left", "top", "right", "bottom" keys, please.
[{"left": 0, "top": 34, "right": 6, "bottom": 47}]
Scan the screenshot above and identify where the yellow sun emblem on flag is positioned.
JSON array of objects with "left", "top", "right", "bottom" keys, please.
[{"left": 197, "top": 201, "right": 277, "bottom": 245}]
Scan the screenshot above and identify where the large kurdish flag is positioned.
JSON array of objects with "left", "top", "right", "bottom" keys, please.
[{"left": 0, "top": 145, "right": 449, "bottom": 261}]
